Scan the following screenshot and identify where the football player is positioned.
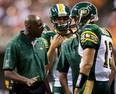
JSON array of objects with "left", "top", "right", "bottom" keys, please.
[
  {"left": 70, "top": 2, "right": 116, "bottom": 94},
  {"left": 41, "top": 3, "right": 75, "bottom": 94}
]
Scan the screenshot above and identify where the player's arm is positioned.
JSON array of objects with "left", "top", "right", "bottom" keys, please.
[
  {"left": 43, "top": 74, "right": 52, "bottom": 94},
  {"left": 109, "top": 55, "right": 116, "bottom": 85},
  {"left": 46, "top": 35, "right": 64, "bottom": 70},
  {"left": 109, "top": 46, "right": 116, "bottom": 85},
  {"left": 57, "top": 45, "right": 71, "bottom": 94},
  {"left": 74, "top": 48, "right": 95, "bottom": 94},
  {"left": 59, "top": 72, "right": 72, "bottom": 94},
  {"left": 80, "top": 48, "right": 95, "bottom": 75}
]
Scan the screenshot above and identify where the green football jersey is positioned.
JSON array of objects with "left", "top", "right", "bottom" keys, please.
[
  {"left": 78, "top": 24, "right": 113, "bottom": 81},
  {"left": 41, "top": 30, "right": 76, "bottom": 88},
  {"left": 57, "top": 37, "right": 81, "bottom": 89}
]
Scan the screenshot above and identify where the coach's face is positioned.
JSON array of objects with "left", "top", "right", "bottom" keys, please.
[{"left": 32, "top": 17, "right": 44, "bottom": 38}]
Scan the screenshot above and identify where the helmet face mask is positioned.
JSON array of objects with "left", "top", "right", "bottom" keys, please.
[
  {"left": 71, "top": 2, "right": 98, "bottom": 28},
  {"left": 50, "top": 4, "right": 71, "bottom": 31}
]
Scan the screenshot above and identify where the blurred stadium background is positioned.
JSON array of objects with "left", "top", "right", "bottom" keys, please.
[{"left": 0, "top": 0, "right": 116, "bottom": 93}]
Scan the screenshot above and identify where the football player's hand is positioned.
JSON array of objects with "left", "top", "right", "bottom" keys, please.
[
  {"left": 26, "top": 76, "right": 39, "bottom": 86},
  {"left": 74, "top": 88, "right": 80, "bottom": 94},
  {"left": 50, "top": 35, "right": 64, "bottom": 49}
]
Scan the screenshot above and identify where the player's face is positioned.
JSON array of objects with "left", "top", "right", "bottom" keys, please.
[
  {"left": 71, "top": 16, "right": 81, "bottom": 29},
  {"left": 54, "top": 16, "right": 69, "bottom": 24},
  {"left": 71, "top": 17, "right": 79, "bottom": 24}
]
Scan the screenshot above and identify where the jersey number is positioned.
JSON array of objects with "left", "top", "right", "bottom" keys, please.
[{"left": 103, "top": 41, "right": 113, "bottom": 69}]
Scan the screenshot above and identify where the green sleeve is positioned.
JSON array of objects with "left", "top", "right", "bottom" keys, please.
[
  {"left": 56, "top": 45, "right": 69, "bottom": 72},
  {"left": 80, "top": 24, "right": 101, "bottom": 49},
  {"left": 3, "top": 42, "right": 18, "bottom": 70},
  {"left": 41, "top": 31, "right": 56, "bottom": 50}
]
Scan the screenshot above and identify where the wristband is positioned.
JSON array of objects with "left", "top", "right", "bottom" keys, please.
[{"left": 76, "top": 73, "right": 87, "bottom": 88}]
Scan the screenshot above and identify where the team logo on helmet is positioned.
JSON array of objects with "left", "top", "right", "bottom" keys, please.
[{"left": 78, "top": 7, "right": 89, "bottom": 16}]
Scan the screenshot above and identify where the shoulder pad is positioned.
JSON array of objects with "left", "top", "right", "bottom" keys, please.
[{"left": 83, "top": 24, "right": 99, "bottom": 31}]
